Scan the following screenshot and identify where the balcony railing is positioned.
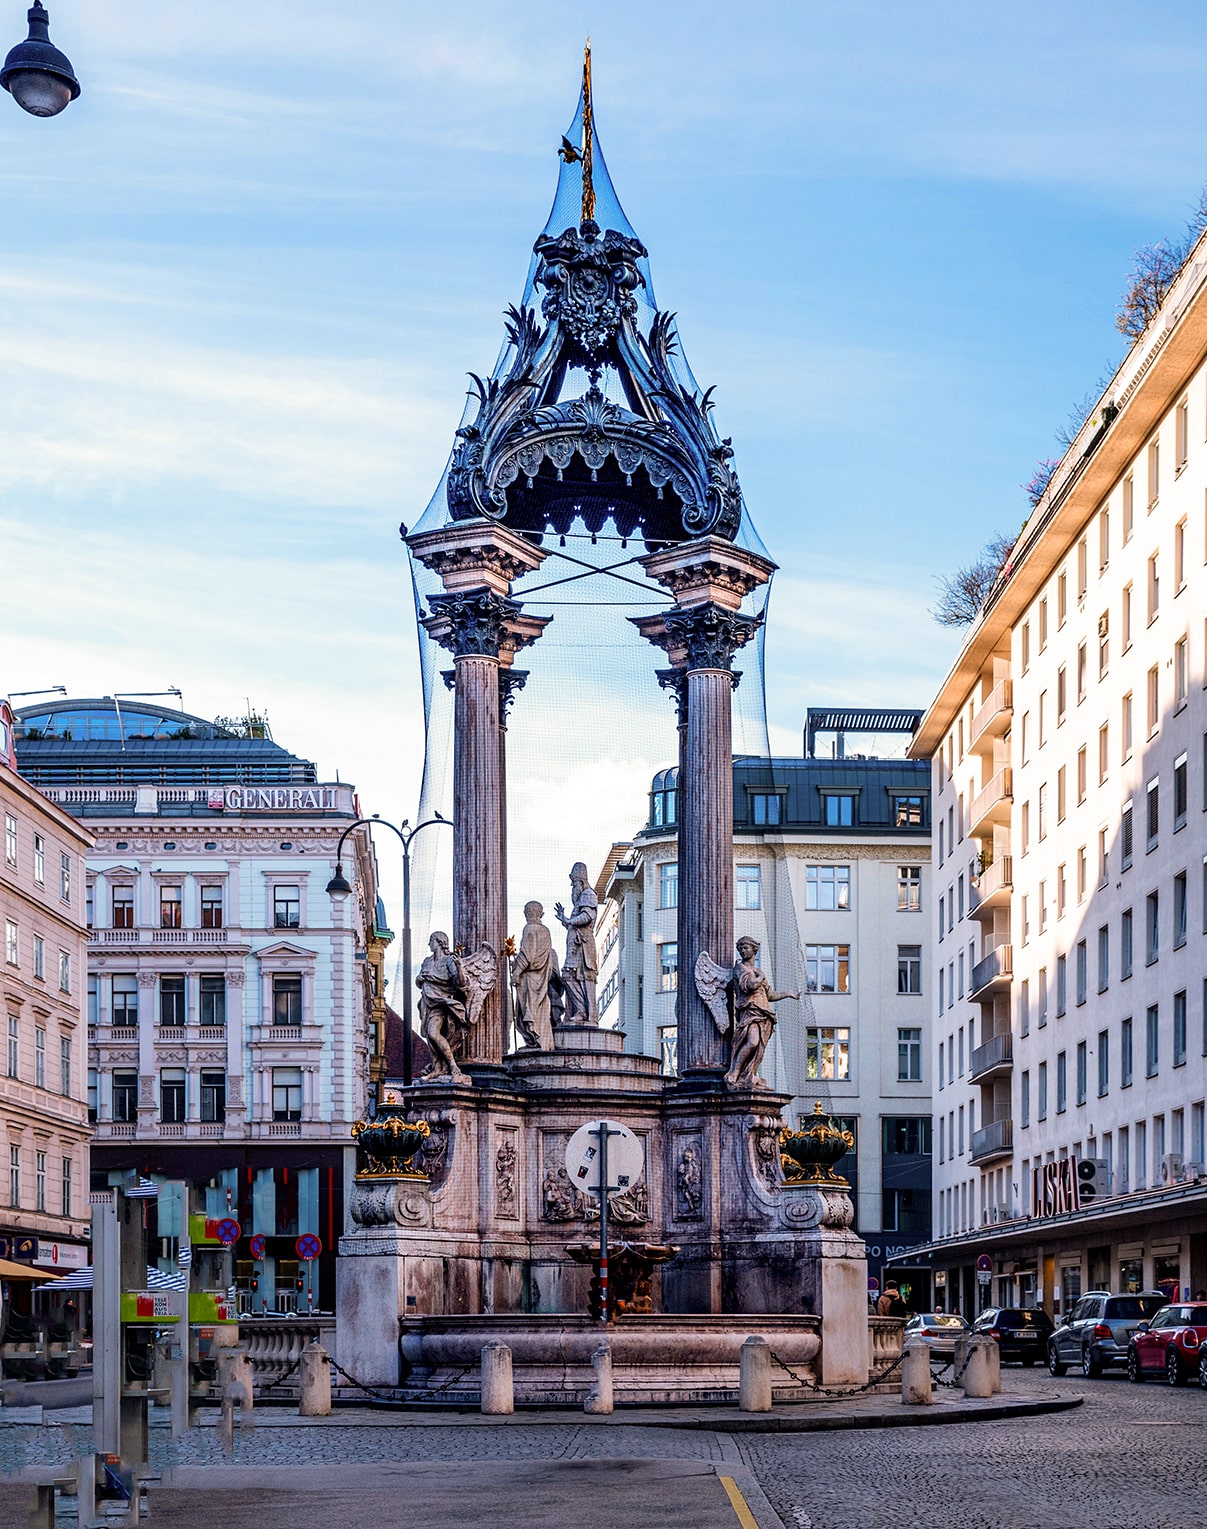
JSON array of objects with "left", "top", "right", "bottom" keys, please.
[
  {"left": 968, "top": 769, "right": 1013, "bottom": 838},
  {"left": 90, "top": 929, "right": 140, "bottom": 944},
  {"left": 969, "top": 1030, "right": 1014, "bottom": 1082},
  {"left": 970, "top": 1117, "right": 1014, "bottom": 1163},
  {"left": 969, "top": 680, "right": 1013, "bottom": 752},
  {"left": 970, "top": 944, "right": 1012, "bottom": 999},
  {"left": 89, "top": 927, "right": 235, "bottom": 945},
  {"left": 971, "top": 855, "right": 1013, "bottom": 918}
]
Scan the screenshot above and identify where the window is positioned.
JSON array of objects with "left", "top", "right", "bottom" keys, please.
[
  {"left": 61, "top": 1156, "right": 72, "bottom": 1219},
  {"left": 1038, "top": 783, "right": 1048, "bottom": 840},
  {"left": 1021, "top": 621, "right": 1030, "bottom": 672},
  {"left": 35, "top": 1027, "right": 45, "bottom": 1089},
  {"left": 200, "top": 975, "right": 226, "bottom": 1027},
  {"left": 1058, "top": 571, "right": 1068, "bottom": 627},
  {"left": 1056, "top": 954, "right": 1067, "bottom": 1016},
  {"left": 7, "top": 1014, "right": 17, "bottom": 1078},
  {"left": 112, "top": 885, "right": 135, "bottom": 928},
  {"left": 897, "top": 945, "right": 922, "bottom": 994},
  {"left": 1076, "top": 1040, "right": 1087, "bottom": 1106},
  {"left": 200, "top": 1069, "right": 226, "bottom": 1123},
  {"left": 58, "top": 949, "right": 69, "bottom": 994},
  {"left": 658, "top": 1026, "right": 677, "bottom": 1077},
  {"left": 1122, "top": 691, "right": 1133, "bottom": 762},
  {"left": 1021, "top": 1069, "right": 1031, "bottom": 1128},
  {"left": 1076, "top": 641, "right": 1087, "bottom": 703},
  {"left": 1038, "top": 878, "right": 1047, "bottom": 933},
  {"left": 735, "top": 863, "right": 761, "bottom": 910},
  {"left": 1038, "top": 1060, "right": 1048, "bottom": 1121},
  {"left": 1172, "top": 871, "right": 1187, "bottom": 947},
  {"left": 652, "top": 786, "right": 677, "bottom": 827},
  {"left": 35, "top": 1151, "right": 46, "bottom": 1212},
  {"left": 1020, "top": 978, "right": 1030, "bottom": 1036},
  {"left": 806, "top": 865, "right": 849, "bottom": 910},
  {"left": 159, "top": 885, "right": 182, "bottom": 929},
  {"left": 1057, "top": 862, "right": 1067, "bottom": 919},
  {"left": 1077, "top": 744, "right": 1088, "bottom": 802},
  {"left": 1056, "top": 1051, "right": 1067, "bottom": 1113},
  {"left": 87, "top": 976, "right": 98, "bottom": 1027},
  {"left": 658, "top": 862, "right": 678, "bottom": 909},
  {"left": 1021, "top": 894, "right": 1030, "bottom": 945},
  {"left": 113, "top": 1070, "right": 138, "bottom": 1123},
  {"left": 60, "top": 1036, "right": 71, "bottom": 1098},
  {"left": 273, "top": 974, "right": 303, "bottom": 1025},
  {"left": 1177, "top": 397, "right": 1189, "bottom": 469},
  {"left": 1039, "top": 596, "right": 1049, "bottom": 650},
  {"left": 897, "top": 1027, "right": 922, "bottom": 1081},
  {"left": 272, "top": 1065, "right": 303, "bottom": 1121},
  {"left": 112, "top": 974, "right": 138, "bottom": 1026},
  {"left": 1176, "top": 635, "right": 1189, "bottom": 707},
  {"left": 33, "top": 834, "right": 44, "bottom": 885},
  {"left": 3, "top": 814, "right": 15, "bottom": 867},
  {"left": 1075, "top": 940, "right": 1087, "bottom": 1005},
  {"left": 274, "top": 884, "right": 301, "bottom": 929},
  {"left": 1146, "top": 1005, "right": 1159, "bottom": 1077},
  {"left": 1098, "top": 828, "right": 1108, "bottom": 886},
  {"left": 88, "top": 1070, "right": 99, "bottom": 1124},
  {"left": 160, "top": 975, "right": 186, "bottom": 1027},
  {"left": 5, "top": 919, "right": 17, "bottom": 966},
  {"left": 657, "top": 942, "right": 678, "bottom": 992},
  {"left": 823, "top": 793, "right": 855, "bottom": 828},
  {"left": 1096, "top": 727, "right": 1107, "bottom": 786},
  {"left": 893, "top": 795, "right": 924, "bottom": 827},
  {"left": 161, "top": 1068, "right": 186, "bottom": 1124},
  {"left": 1176, "top": 515, "right": 1188, "bottom": 587},
  {"left": 1057, "top": 665, "right": 1067, "bottom": 724},
  {"left": 1099, "top": 507, "right": 1110, "bottom": 571},
  {"left": 1098, "top": 1030, "right": 1109, "bottom": 1097},
  {"left": 8, "top": 1144, "right": 18, "bottom": 1207},
  {"left": 1146, "top": 891, "right": 1159, "bottom": 963},
  {"left": 1147, "top": 665, "right": 1160, "bottom": 737},
  {"left": 897, "top": 866, "right": 921, "bottom": 910},
  {"left": 1148, "top": 553, "right": 1160, "bottom": 623},
  {"left": 1077, "top": 536, "right": 1088, "bottom": 599},
  {"left": 1077, "top": 845, "right": 1087, "bottom": 904},
  {"left": 200, "top": 885, "right": 224, "bottom": 928},
  {"left": 59, "top": 852, "right": 70, "bottom": 904},
  {"left": 1123, "top": 474, "right": 1135, "bottom": 540},
  {"left": 1148, "top": 437, "right": 1160, "bottom": 506},
  {"left": 1057, "top": 766, "right": 1067, "bottom": 822},
  {"left": 1173, "top": 990, "right": 1187, "bottom": 1067},
  {"left": 805, "top": 1027, "right": 850, "bottom": 1080},
  {"left": 752, "top": 793, "right": 781, "bottom": 826},
  {"left": 805, "top": 944, "right": 850, "bottom": 994},
  {"left": 1147, "top": 778, "right": 1160, "bottom": 846},
  {"left": 1122, "top": 801, "right": 1134, "bottom": 869},
  {"left": 938, "top": 895, "right": 944, "bottom": 939},
  {"left": 1021, "top": 800, "right": 1030, "bottom": 854},
  {"left": 1121, "top": 908, "right": 1134, "bottom": 979},
  {"left": 1098, "top": 925, "right": 1109, "bottom": 992},
  {"left": 1021, "top": 711, "right": 1029, "bottom": 762},
  {"left": 33, "top": 935, "right": 44, "bottom": 981},
  {"left": 1174, "top": 754, "right": 1188, "bottom": 830}
]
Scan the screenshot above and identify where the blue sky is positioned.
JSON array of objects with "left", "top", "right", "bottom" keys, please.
[{"left": 3, "top": 0, "right": 1206, "bottom": 924}]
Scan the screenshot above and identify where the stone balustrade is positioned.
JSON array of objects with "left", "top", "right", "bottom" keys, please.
[
  {"left": 240, "top": 1316, "right": 336, "bottom": 1395},
  {"left": 868, "top": 1315, "right": 906, "bottom": 1373}
]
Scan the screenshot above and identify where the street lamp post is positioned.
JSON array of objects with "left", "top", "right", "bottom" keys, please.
[
  {"left": 2, "top": 3, "right": 79, "bottom": 117},
  {"left": 326, "top": 814, "right": 450, "bottom": 1088}
]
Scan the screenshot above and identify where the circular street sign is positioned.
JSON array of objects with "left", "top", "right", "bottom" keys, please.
[
  {"left": 565, "top": 1120, "right": 644, "bottom": 1196},
  {"left": 296, "top": 1233, "right": 322, "bottom": 1261},
  {"left": 976, "top": 1254, "right": 993, "bottom": 1273},
  {"left": 215, "top": 1218, "right": 240, "bottom": 1246},
  {"left": 249, "top": 1233, "right": 266, "bottom": 1261},
  {"left": 867, "top": 1276, "right": 880, "bottom": 1294}
]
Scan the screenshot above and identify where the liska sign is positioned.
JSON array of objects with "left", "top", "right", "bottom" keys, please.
[
  {"left": 210, "top": 786, "right": 343, "bottom": 812},
  {"left": 1032, "top": 1156, "right": 1104, "bottom": 1218}
]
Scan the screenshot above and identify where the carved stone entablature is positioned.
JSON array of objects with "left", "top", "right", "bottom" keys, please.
[
  {"left": 533, "top": 221, "right": 646, "bottom": 358},
  {"left": 423, "top": 590, "right": 522, "bottom": 660},
  {"left": 663, "top": 603, "right": 763, "bottom": 673},
  {"left": 641, "top": 539, "right": 778, "bottom": 612}
]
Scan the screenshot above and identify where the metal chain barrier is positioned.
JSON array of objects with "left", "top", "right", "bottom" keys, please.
[
  {"left": 328, "top": 1355, "right": 476, "bottom": 1404},
  {"left": 930, "top": 1345, "right": 978, "bottom": 1390},
  {"left": 255, "top": 1350, "right": 306, "bottom": 1395},
  {"left": 768, "top": 1345, "right": 907, "bottom": 1402}
]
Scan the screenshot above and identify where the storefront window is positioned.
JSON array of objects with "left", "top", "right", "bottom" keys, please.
[
  {"left": 1154, "top": 1253, "right": 1182, "bottom": 1301},
  {"left": 1118, "top": 1257, "right": 1144, "bottom": 1294}
]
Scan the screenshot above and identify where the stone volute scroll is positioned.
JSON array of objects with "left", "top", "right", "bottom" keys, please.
[
  {"left": 695, "top": 936, "right": 798, "bottom": 1089},
  {"left": 416, "top": 931, "right": 498, "bottom": 1084}
]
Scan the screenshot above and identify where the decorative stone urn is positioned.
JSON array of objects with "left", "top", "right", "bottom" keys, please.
[
  {"left": 778, "top": 1101, "right": 855, "bottom": 1186},
  {"left": 351, "top": 1108, "right": 430, "bottom": 1180}
]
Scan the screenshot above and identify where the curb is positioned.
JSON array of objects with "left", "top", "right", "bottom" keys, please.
[{"left": 634, "top": 1393, "right": 1086, "bottom": 1431}]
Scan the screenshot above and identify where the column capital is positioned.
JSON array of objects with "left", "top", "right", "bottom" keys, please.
[
  {"left": 424, "top": 592, "right": 552, "bottom": 662},
  {"left": 640, "top": 536, "right": 776, "bottom": 611},
  {"left": 656, "top": 668, "right": 688, "bottom": 728},
  {"left": 499, "top": 669, "right": 528, "bottom": 726},
  {"left": 637, "top": 603, "right": 762, "bottom": 673},
  {"left": 407, "top": 519, "right": 548, "bottom": 596}
]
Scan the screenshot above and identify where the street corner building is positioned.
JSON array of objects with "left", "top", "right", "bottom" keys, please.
[{"left": 11, "top": 696, "right": 392, "bottom": 1313}]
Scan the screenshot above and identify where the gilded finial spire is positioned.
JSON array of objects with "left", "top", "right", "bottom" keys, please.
[{"left": 580, "top": 40, "right": 595, "bottom": 224}]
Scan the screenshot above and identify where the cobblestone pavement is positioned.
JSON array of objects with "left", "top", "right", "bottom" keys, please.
[{"left": 740, "top": 1367, "right": 1207, "bottom": 1529}]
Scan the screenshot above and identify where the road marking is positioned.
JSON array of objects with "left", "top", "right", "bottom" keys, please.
[{"left": 720, "top": 1475, "right": 761, "bottom": 1529}]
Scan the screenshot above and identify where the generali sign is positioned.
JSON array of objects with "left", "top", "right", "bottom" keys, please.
[
  {"left": 1032, "top": 1157, "right": 1080, "bottom": 1218},
  {"left": 211, "top": 787, "right": 343, "bottom": 812}
]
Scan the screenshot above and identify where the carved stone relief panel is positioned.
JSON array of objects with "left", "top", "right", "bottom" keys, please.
[
  {"left": 673, "top": 1135, "right": 704, "bottom": 1220},
  {"left": 495, "top": 1126, "right": 519, "bottom": 1220}
]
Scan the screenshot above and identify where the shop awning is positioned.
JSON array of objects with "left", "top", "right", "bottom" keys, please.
[
  {"left": 1, "top": 1256, "right": 60, "bottom": 1280},
  {"left": 32, "top": 1264, "right": 187, "bottom": 1295}
]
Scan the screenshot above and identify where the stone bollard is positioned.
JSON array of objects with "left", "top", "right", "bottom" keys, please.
[
  {"left": 584, "top": 1341, "right": 613, "bottom": 1416},
  {"left": 985, "top": 1336, "right": 1002, "bottom": 1394},
  {"left": 961, "top": 1336, "right": 994, "bottom": 1399},
  {"left": 739, "top": 1335, "right": 772, "bottom": 1413},
  {"left": 480, "top": 1340, "right": 514, "bottom": 1416},
  {"left": 298, "top": 1340, "right": 332, "bottom": 1417},
  {"left": 900, "top": 1336, "right": 933, "bottom": 1406},
  {"left": 217, "top": 1348, "right": 255, "bottom": 1453}
]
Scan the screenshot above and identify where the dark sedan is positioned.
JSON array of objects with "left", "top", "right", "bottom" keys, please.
[{"left": 970, "top": 1305, "right": 1054, "bottom": 1364}]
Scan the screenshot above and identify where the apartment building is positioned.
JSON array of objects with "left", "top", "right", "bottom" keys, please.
[
  {"left": 0, "top": 698, "right": 93, "bottom": 1287},
  {"left": 12, "top": 696, "right": 386, "bottom": 1310},
  {"left": 601, "top": 707, "right": 935, "bottom": 1296},
  {"left": 904, "top": 234, "right": 1207, "bottom": 1319}
]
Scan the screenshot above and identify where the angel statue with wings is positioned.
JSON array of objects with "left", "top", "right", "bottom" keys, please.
[
  {"left": 417, "top": 931, "right": 498, "bottom": 1085},
  {"left": 695, "top": 936, "right": 799, "bottom": 1090}
]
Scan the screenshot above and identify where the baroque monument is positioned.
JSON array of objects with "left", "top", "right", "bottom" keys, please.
[{"left": 336, "top": 49, "right": 869, "bottom": 1400}]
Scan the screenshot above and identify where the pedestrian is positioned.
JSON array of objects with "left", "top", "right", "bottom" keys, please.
[
  {"left": 887, "top": 1286, "right": 908, "bottom": 1319},
  {"left": 876, "top": 1284, "right": 897, "bottom": 1317},
  {"left": 933, "top": 1297, "right": 945, "bottom": 1314}
]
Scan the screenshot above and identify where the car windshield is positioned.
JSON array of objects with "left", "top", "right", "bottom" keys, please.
[{"left": 1105, "top": 1297, "right": 1166, "bottom": 1319}]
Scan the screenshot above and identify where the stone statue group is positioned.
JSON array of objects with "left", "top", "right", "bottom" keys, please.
[{"left": 416, "top": 859, "right": 796, "bottom": 1090}]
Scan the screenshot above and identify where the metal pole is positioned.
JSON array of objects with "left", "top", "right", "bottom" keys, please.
[
  {"left": 597, "top": 1120, "right": 609, "bottom": 1325},
  {"left": 401, "top": 838, "right": 413, "bottom": 1087}
]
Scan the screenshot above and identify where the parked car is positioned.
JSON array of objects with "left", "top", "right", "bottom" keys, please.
[
  {"left": 970, "top": 1305, "right": 1053, "bottom": 1364},
  {"left": 1126, "top": 1301, "right": 1207, "bottom": 1385},
  {"left": 903, "top": 1312, "right": 971, "bottom": 1356},
  {"left": 1048, "top": 1291, "right": 1168, "bottom": 1377}
]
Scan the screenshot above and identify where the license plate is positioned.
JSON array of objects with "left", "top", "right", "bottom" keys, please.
[{"left": 1015, "top": 1332, "right": 1037, "bottom": 1340}]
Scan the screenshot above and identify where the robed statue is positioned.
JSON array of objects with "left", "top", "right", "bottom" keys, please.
[
  {"left": 417, "top": 931, "right": 498, "bottom": 1085},
  {"left": 510, "top": 900, "right": 557, "bottom": 1051},
  {"left": 554, "top": 860, "right": 599, "bottom": 1025},
  {"left": 695, "top": 936, "right": 799, "bottom": 1089}
]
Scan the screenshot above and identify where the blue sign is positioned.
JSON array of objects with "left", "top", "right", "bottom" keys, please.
[{"left": 0, "top": 1234, "right": 37, "bottom": 1262}]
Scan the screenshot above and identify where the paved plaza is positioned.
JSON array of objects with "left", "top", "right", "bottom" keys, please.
[{"left": 3, "top": 1368, "right": 1205, "bottom": 1527}]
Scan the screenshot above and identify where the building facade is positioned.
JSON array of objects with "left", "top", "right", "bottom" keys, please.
[
  {"left": 908, "top": 234, "right": 1207, "bottom": 1319},
  {"left": 601, "top": 708, "right": 935, "bottom": 1295},
  {"left": 13, "top": 698, "right": 385, "bottom": 1311},
  {"left": 0, "top": 698, "right": 93, "bottom": 1288}
]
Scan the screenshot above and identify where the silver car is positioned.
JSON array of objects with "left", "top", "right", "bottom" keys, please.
[
  {"left": 903, "top": 1311, "right": 971, "bottom": 1357},
  {"left": 1047, "top": 1291, "right": 1168, "bottom": 1377}
]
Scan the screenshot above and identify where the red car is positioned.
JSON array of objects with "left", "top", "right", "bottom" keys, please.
[{"left": 1126, "top": 1301, "right": 1207, "bottom": 1385}]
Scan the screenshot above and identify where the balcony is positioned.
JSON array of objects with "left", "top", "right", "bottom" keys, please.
[
  {"left": 970, "top": 1117, "right": 1014, "bottom": 1164},
  {"left": 970, "top": 856, "right": 1013, "bottom": 920},
  {"left": 970, "top": 944, "right": 1012, "bottom": 1000},
  {"left": 88, "top": 927, "right": 240, "bottom": 947},
  {"left": 969, "top": 1029, "right": 1014, "bottom": 1082},
  {"left": 968, "top": 768, "right": 1013, "bottom": 838},
  {"left": 969, "top": 680, "right": 1013, "bottom": 754},
  {"left": 90, "top": 929, "right": 139, "bottom": 945}
]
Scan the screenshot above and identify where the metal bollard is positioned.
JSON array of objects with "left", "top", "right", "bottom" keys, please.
[
  {"left": 298, "top": 1340, "right": 332, "bottom": 1417},
  {"left": 900, "top": 1336, "right": 933, "bottom": 1406},
  {"left": 583, "top": 1341, "right": 613, "bottom": 1415},
  {"left": 961, "top": 1336, "right": 994, "bottom": 1399},
  {"left": 480, "top": 1340, "right": 514, "bottom": 1415},
  {"left": 739, "top": 1335, "right": 772, "bottom": 1413}
]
